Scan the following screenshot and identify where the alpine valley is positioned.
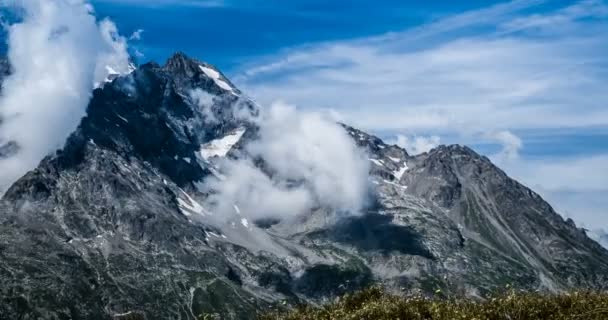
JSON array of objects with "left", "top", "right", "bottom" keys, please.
[{"left": 0, "top": 53, "right": 607, "bottom": 320}]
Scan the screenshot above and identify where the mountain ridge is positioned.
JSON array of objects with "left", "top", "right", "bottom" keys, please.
[{"left": 0, "top": 52, "right": 606, "bottom": 320}]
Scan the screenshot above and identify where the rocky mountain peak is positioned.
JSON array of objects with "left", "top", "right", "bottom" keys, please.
[
  {"left": 163, "top": 51, "right": 205, "bottom": 77},
  {"left": 3, "top": 53, "right": 251, "bottom": 199},
  {"left": 424, "top": 144, "right": 491, "bottom": 165},
  {"left": 162, "top": 52, "right": 239, "bottom": 96},
  {"left": 0, "top": 52, "right": 607, "bottom": 320}
]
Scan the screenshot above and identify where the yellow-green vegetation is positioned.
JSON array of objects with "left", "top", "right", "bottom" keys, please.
[{"left": 259, "top": 287, "right": 608, "bottom": 320}]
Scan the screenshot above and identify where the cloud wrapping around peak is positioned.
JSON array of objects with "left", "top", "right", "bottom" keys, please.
[
  {"left": 201, "top": 101, "right": 370, "bottom": 221},
  {"left": 0, "top": 0, "right": 131, "bottom": 192},
  {"left": 189, "top": 88, "right": 218, "bottom": 123},
  {"left": 392, "top": 135, "right": 441, "bottom": 155},
  {"left": 488, "top": 130, "right": 523, "bottom": 162}
]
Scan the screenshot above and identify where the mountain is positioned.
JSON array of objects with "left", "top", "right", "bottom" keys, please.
[{"left": 0, "top": 53, "right": 607, "bottom": 320}]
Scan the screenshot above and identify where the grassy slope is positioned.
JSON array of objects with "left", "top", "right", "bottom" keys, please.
[{"left": 258, "top": 287, "right": 608, "bottom": 320}]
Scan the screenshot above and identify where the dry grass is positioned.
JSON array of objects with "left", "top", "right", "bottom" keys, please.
[{"left": 259, "top": 287, "right": 608, "bottom": 320}]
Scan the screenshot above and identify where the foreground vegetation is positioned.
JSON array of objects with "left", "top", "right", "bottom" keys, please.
[{"left": 259, "top": 287, "right": 608, "bottom": 320}]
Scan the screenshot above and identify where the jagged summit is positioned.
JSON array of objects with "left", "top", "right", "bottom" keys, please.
[
  {"left": 14, "top": 53, "right": 250, "bottom": 193},
  {"left": 163, "top": 52, "right": 209, "bottom": 74},
  {"left": 162, "top": 52, "right": 239, "bottom": 95},
  {"left": 431, "top": 144, "right": 479, "bottom": 156},
  {"left": 163, "top": 51, "right": 208, "bottom": 80},
  {"left": 165, "top": 51, "right": 197, "bottom": 67},
  {"left": 0, "top": 52, "right": 607, "bottom": 320}
]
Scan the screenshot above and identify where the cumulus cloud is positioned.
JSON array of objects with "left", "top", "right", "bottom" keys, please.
[
  {"left": 488, "top": 130, "right": 523, "bottom": 162},
  {"left": 202, "top": 159, "right": 314, "bottom": 220},
  {"left": 392, "top": 135, "right": 441, "bottom": 155},
  {"left": 0, "top": 0, "right": 131, "bottom": 193},
  {"left": 201, "top": 101, "right": 370, "bottom": 221}
]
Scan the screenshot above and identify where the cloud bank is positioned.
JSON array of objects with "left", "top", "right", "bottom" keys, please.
[
  {"left": 0, "top": 0, "right": 131, "bottom": 193},
  {"left": 201, "top": 102, "right": 370, "bottom": 221}
]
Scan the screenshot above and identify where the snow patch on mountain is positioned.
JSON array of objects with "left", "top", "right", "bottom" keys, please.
[
  {"left": 198, "top": 128, "right": 246, "bottom": 161},
  {"left": 115, "top": 112, "right": 128, "bottom": 123},
  {"left": 369, "top": 158, "right": 384, "bottom": 167},
  {"left": 96, "top": 63, "right": 136, "bottom": 88},
  {"left": 177, "top": 189, "right": 210, "bottom": 217},
  {"left": 393, "top": 163, "right": 409, "bottom": 180},
  {"left": 199, "top": 65, "right": 234, "bottom": 92},
  {"left": 383, "top": 179, "right": 408, "bottom": 189}
]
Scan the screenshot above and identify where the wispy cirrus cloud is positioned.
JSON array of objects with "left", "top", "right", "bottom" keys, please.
[
  {"left": 91, "top": 0, "right": 225, "bottom": 8},
  {"left": 236, "top": 0, "right": 608, "bottom": 134}
]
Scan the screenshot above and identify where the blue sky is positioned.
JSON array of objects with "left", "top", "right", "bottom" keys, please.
[
  {"left": 4, "top": 0, "right": 608, "bottom": 241},
  {"left": 92, "top": 0, "right": 514, "bottom": 69}
]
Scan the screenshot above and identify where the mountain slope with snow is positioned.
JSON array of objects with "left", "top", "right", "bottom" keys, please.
[{"left": 0, "top": 53, "right": 606, "bottom": 320}]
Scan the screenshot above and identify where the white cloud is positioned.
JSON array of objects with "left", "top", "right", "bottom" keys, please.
[
  {"left": 0, "top": 0, "right": 131, "bottom": 193},
  {"left": 202, "top": 158, "right": 314, "bottom": 220},
  {"left": 129, "top": 28, "right": 144, "bottom": 41},
  {"left": 488, "top": 130, "right": 523, "bottom": 162},
  {"left": 391, "top": 135, "right": 441, "bottom": 155},
  {"left": 189, "top": 88, "right": 218, "bottom": 123},
  {"left": 499, "top": 0, "right": 608, "bottom": 33},
  {"left": 201, "top": 101, "right": 370, "bottom": 221},
  {"left": 96, "top": 18, "right": 132, "bottom": 84}
]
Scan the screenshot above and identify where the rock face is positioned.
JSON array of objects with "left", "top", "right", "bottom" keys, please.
[{"left": 0, "top": 53, "right": 607, "bottom": 320}]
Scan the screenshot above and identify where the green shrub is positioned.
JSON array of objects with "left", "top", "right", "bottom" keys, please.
[{"left": 259, "top": 287, "right": 608, "bottom": 320}]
